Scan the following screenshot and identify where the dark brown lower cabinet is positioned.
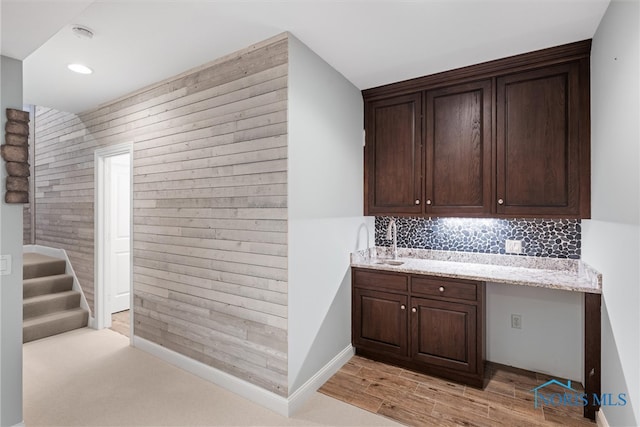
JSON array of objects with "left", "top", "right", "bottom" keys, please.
[
  {"left": 353, "top": 288, "right": 408, "bottom": 357},
  {"left": 352, "top": 268, "right": 485, "bottom": 388}
]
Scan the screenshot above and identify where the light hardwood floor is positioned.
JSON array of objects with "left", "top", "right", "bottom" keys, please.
[
  {"left": 110, "top": 310, "right": 130, "bottom": 338},
  {"left": 319, "top": 355, "right": 596, "bottom": 426}
]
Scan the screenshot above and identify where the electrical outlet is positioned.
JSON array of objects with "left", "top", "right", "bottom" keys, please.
[
  {"left": 511, "top": 314, "right": 522, "bottom": 329},
  {"left": 0, "top": 255, "right": 11, "bottom": 275},
  {"left": 505, "top": 239, "right": 523, "bottom": 254}
]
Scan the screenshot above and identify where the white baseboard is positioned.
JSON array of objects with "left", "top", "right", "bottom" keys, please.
[
  {"left": 133, "top": 336, "right": 354, "bottom": 417},
  {"left": 133, "top": 336, "right": 289, "bottom": 416},
  {"left": 596, "top": 409, "right": 609, "bottom": 427},
  {"left": 287, "top": 345, "right": 355, "bottom": 416}
]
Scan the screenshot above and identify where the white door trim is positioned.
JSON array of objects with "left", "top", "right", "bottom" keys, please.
[{"left": 94, "top": 143, "right": 134, "bottom": 341}]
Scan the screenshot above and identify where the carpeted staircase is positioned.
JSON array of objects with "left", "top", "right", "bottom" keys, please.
[{"left": 23, "top": 253, "right": 88, "bottom": 343}]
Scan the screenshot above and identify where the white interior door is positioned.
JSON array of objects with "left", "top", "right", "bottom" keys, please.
[{"left": 106, "top": 153, "right": 131, "bottom": 314}]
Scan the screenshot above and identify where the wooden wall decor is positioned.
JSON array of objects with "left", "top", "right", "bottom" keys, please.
[{"left": 2, "top": 108, "right": 30, "bottom": 203}]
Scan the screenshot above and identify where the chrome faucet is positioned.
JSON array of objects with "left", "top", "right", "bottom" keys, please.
[{"left": 386, "top": 219, "right": 398, "bottom": 260}]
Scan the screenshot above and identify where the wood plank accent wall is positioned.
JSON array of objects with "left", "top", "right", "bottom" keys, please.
[{"left": 33, "top": 34, "right": 289, "bottom": 396}]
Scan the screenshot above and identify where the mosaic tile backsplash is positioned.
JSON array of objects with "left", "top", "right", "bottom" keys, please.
[{"left": 375, "top": 217, "right": 581, "bottom": 259}]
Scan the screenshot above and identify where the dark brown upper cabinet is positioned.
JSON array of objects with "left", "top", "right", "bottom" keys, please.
[
  {"left": 363, "top": 40, "right": 591, "bottom": 219},
  {"left": 496, "top": 62, "right": 588, "bottom": 217},
  {"left": 425, "top": 80, "right": 492, "bottom": 216},
  {"left": 365, "top": 93, "right": 423, "bottom": 215}
]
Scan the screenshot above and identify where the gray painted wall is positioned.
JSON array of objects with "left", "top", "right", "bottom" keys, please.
[
  {"left": 0, "top": 55, "right": 24, "bottom": 427},
  {"left": 582, "top": 0, "right": 640, "bottom": 425},
  {"left": 287, "top": 35, "right": 373, "bottom": 392}
]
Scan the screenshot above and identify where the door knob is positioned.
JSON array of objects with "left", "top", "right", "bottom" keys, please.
[
  {"left": 415, "top": 199, "right": 420, "bottom": 205},
  {"left": 426, "top": 199, "right": 432, "bottom": 205},
  {"left": 439, "top": 286, "right": 445, "bottom": 292},
  {"left": 411, "top": 308, "right": 417, "bottom": 313},
  {"left": 498, "top": 199, "right": 504, "bottom": 205},
  {"left": 400, "top": 304, "right": 406, "bottom": 310}
]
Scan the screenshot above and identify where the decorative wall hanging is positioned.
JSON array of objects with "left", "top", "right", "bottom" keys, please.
[{"left": 2, "top": 108, "right": 30, "bottom": 203}]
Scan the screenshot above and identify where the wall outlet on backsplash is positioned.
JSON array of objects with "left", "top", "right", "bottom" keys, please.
[{"left": 505, "top": 239, "right": 523, "bottom": 254}]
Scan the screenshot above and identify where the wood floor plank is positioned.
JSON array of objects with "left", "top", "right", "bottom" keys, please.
[
  {"left": 348, "top": 392, "right": 384, "bottom": 414},
  {"left": 318, "top": 371, "right": 371, "bottom": 402},
  {"left": 487, "top": 362, "right": 541, "bottom": 391},
  {"left": 488, "top": 404, "right": 549, "bottom": 426},
  {"left": 466, "top": 386, "right": 547, "bottom": 422},
  {"left": 415, "top": 382, "right": 466, "bottom": 402},
  {"left": 484, "top": 376, "right": 517, "bottom": 398},
  {"left": 398, "top": 369, "right": 466, "bottom": 395},
  {"left": 543, "top": 407, "right": 596, "bottom": 426},
  {"left": 377, "top": 402, "right": 443, "bottom": 427},
  {"left": 365, "top": 382, "right": 436, "bottom": 415},
  {"left": 349, "top": 356, "right": 404, "bottom": 376},
  {"left": 430, "top": 402, "right": 493, "bottom": 427},
  {"left": 358, "top": 367, "right": 419, "bottom": 392},
  {"left": 430, "top": 394, "right": 490, "bottom": 420},
  {"left": 341, "top": 361, "right": 363, "bottom": 376}
]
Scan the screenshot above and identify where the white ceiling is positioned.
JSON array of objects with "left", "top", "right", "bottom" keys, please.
[{"left": 2, "top": 0, "right": 610, "bottom": 114}]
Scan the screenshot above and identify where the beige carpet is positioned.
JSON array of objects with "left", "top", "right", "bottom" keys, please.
[{"left": 23, "top": 328, "right": 401, "bottom": 426}]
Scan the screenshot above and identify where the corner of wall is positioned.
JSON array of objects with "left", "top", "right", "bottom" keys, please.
[
  {"left": 286, "top": 36, "right": 372, "bottom": 398},
  {"left": 0, "top": 54, "right": 25, "bottom": 427},
  {"left": 582, "top": 0, "right": 640, "bottom": 425}
]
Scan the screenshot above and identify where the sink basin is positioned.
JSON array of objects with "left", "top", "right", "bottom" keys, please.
[{"left": 375, "top": 260, "right": 405, "bottom": 266}]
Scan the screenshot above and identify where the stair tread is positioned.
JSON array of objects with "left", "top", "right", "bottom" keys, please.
[
  {"left": 23, "top": 274, "right": 74, "bottom": 298},
  {"left": 23, "top": 308, "right": 88, "bottom": 328},
  {"left": 24, "top": 290, "right": 79, "bottom": 304},
  {"left": 23, "top": 253, "right": 64, "bottom": 266},
  {"left": 23, "top": 253, "right": 67, "bottom": 279},
  {"left": 24, "top": 273, "right": 73, "bottom": 284},
  {"left": 23, "top": 308, "right": 88, "bottom": 343}
]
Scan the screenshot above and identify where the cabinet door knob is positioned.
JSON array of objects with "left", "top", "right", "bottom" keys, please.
[
  {"left": 415, "top": 199, "right": 420, "bottom": 205},
  {"left": 400, "top": 304, "right": 406, "bottom": 310},
  {"left": 438, "top": 286, "right": 445, "bottom": 292},
  {"left": 426, "top": 199, "right": 432, "bottom": 205},
  {"left": 411, "top": 307, "right": 417, "bottom": 313},
  {"left": 498, "top": 198, "right": 504, "bottom": 205}
]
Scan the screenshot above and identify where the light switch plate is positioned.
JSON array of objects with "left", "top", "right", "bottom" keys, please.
[
  {"left": 0, "top": 255, "right": 12, "bottom": 275},
  {"left": 505, "top": 239, "right": 523, "bottom": 254}
]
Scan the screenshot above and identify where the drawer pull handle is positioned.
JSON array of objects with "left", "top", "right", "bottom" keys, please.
[
  {"left": 400, "top": 304, "right": 406, "bottom": 310},
  {"left": 439, "top": 286, "right": 445, "bottom": 292},
  {"left": 411, "top": 307, "right": 417, "bottom": 313}
]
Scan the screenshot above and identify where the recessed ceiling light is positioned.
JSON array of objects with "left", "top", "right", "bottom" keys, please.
[{"left": 67, "top": 63, "right": 93, "bottom": 75}]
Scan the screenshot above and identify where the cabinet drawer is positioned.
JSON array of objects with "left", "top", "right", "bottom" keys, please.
[
  {"left": 411, "top": 276, "right": 478, "bottom": 301},
  {"left": 353, "top": 269, "right": 408, "bottom": 293}
]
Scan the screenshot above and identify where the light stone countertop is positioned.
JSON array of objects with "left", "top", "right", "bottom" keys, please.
[{"left": 351, "top": 247, "right": 602, "bottom": 294}]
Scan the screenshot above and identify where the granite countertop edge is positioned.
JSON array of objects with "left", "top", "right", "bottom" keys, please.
[{"left": 351, "top": 247, "right": 602, "bottom": 294}]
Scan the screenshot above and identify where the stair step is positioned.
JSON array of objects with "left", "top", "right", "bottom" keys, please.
[
  {"left": 23, "top": 253, "right": 66, "bottom": 279},
  {"left": 23, "top": 274, "right": 74, "bottom": 298},
  {"left": 23, "top": 290, "right": 81, "bottom": 319},
  {"left": 23, "top": 308, "right": 88, "bottom": 343}
]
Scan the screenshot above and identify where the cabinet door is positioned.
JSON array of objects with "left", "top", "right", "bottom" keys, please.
[
  {"left": 353, "top": 288, "right": 408, "bottom": 357},
  {"left": 425, "top": 80, "right": 492, "bottom": 216},
  {"left": 411, "top": 297, "right": 477, "bottom": 373},
  {"left": 496, "top": 62, "right": 582, "bottom": 216},
  {"left": 365, "top": 93, "right": 423, "bottom": 215}
]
